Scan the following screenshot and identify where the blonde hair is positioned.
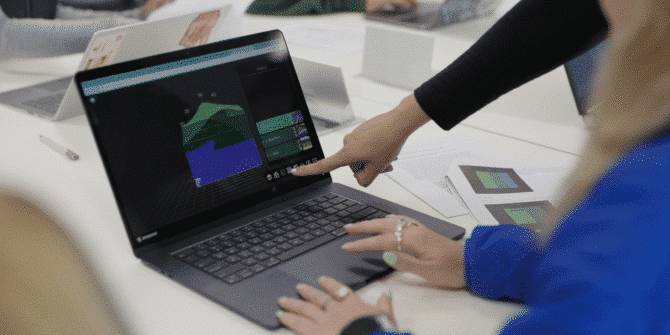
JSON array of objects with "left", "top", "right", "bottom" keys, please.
[{"left": 541, "top": 0, "right": 670, "bottom": 240}]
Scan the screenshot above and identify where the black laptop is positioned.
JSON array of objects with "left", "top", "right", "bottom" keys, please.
[{"left": 74, "top": 30, "right": 465, "bottom": 329}]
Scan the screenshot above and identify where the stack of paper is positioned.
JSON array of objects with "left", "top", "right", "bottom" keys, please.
[
  {"left": 386, "top": 132, "right": 513, "bottom": 219},
  {"left": 386, "top": 132, "right": 576, "bottom": 227},
  {"left": 447, "top": 158, "right": 574, "bottom": 226}
]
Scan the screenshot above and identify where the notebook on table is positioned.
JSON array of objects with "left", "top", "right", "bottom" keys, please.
[
  {"left": 0, "top": 5, "right": 231, "bottom": 121},
  {"left": 74, "top": 30, "right": 466, "bottom": 329}
]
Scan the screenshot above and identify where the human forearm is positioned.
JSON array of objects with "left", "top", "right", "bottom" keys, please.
[
  {"left": 0, "top": 11, "right": 138, "bottom": 60},
  {"left": 415, "top": 0, "right": 608, "bottom": 130},
  {"left": 55, "top": 4, "right": 143, "bottom": 20},
  {"left": 246, "top": 0, "right": 365, "bottom": 15},
  {"left": 392, "top": 94, "right": 432, "bottom": 138}
]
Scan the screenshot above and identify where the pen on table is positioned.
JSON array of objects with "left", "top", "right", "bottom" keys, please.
[{"left": 39, "top": 135, "right": 79, "bottom": 161}]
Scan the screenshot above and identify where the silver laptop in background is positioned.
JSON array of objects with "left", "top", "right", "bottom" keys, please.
[
  {"left": 292, "top": 57, "right": 354, "bottom": 125},
  {"left": 0, "top": 5, "right": 231, "bottom": 121},
  {"left": 361, "top": 26, "right": 434, "bottom": 91},
  {"left": 365, "top": 0, "right": 501, "bottom": 30}
]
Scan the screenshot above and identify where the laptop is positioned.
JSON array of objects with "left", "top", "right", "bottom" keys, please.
[
  {"left": 564, "top": 39, "right": 609, "bottom": 128},
  {"left": 362, "top": 26, "right": 434, "bottom": 90},
  {"left": 0, "top": 5, "right": 231, "bottom": 121},
  {"left": 73, "top": 30, "right": 466, "bottom": 329},
  {"left": 365, "top": 0, "right": 501, "bottom": 30},
  {"left": 292, "top": 57, "right": 354, "bottom": 125}
]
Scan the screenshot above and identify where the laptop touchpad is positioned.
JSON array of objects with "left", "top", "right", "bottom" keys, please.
[{"left": 278, "top": 235, "right": 390, "bottom": 288}]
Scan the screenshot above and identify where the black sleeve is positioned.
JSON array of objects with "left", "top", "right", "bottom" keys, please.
[
  {"left": 340, "top": 315, "right": 383, "bottom": 335},
  {"left": 0, "top": 0, "right": 57, "bottom": 18},
  {"left": 413, "top": 0, "right": 609, "bottom": 130}
]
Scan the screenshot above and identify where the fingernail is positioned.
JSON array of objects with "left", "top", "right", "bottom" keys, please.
[
  {"left": 385, "top": 214, "right": 395, "bottom": 218},
  {"left": 289, "top": 168, "right": 297, "bottom": 174},
  {"left": 296, "top": 283, "right": 307, "bottom": 290},
  {"left": 382, "top": 251, "right": 397, "bottom": 265},
  {"left": 275, "top": 310, "right": 283, "bottom": 318},
  {"left": 341, "top": 242, "right": 351, "bottom": 249},
  {"left": 278, "top": 296, "right": 289, "bottom": 303},
  {"left": 343, "top": 224, "right": 352, "bottom": 229}
]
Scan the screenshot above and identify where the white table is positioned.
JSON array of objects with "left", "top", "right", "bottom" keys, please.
[{"left": 0, "top": 10, "right": 586, "bottom": 335}]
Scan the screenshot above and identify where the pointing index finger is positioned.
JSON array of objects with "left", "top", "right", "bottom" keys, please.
[{"left": 291, "top": 150, "right": 351, "bottom": 176}]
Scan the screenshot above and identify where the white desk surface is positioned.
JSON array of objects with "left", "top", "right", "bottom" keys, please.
[{"left": 0, "top": 10, "right": 586, "bottom": 335}]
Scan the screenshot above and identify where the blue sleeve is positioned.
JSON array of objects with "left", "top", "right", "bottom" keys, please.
[
  {"left": 497, "top": 149, "right": 670, "bottom": 334},
  {"left": 465, "top": 224, "right": 541, "bottom": 303}
]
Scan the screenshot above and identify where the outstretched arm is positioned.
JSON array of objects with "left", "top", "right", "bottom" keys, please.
[
  {"left": 416, "top": 0, "right": 609, "bottom": 129},
  {"left": 0, "top": 6, "right": 139, "bottom": 60}
]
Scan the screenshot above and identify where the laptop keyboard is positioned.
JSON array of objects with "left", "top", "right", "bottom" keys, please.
[
  {"left": 172, "top": 193, "right": 389, "bottom": 284},
  {"left": 23, "top": 93, "right": 65, "bottom": 114}
]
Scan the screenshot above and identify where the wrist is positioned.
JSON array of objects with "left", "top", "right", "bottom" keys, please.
[
  {"left": 392, "top": 94, "right": 431, "bottom": 137},
  {"left": 340, "top": 314, "right": 398, "bottom": 335}
]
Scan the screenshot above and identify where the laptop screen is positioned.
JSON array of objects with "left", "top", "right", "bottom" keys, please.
[
  {"left": 76, "top": 31, "right": 328, "bottom": 247},
  {"left": 565, "top": 39, "right": 609, "bottom": 116}
]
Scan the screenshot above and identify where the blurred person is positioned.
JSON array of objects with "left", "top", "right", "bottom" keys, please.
[
  {"left": 0, "top": 0, "right": 173, "bottom": 61},
  {"left": 280, "top": 0, "right": 670, "bottom": 333},
  {"left": 246, "top": 0, "right": 419, "bottom": 16},
  {"left": 0, "top": 193, "right": 129, "bottom": 334}
]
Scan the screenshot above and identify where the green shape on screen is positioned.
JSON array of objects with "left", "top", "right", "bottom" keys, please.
[
  {"left": 181, "top": 103, "right": 252, "bottom": 152},
  {"left": 256, "top": 113, "right": 295, "bottom": 135},
  {"left": 476, "top": 171, "right": 507, "bottom": 189},
  {"left": 504, "top": 208, "right": 537, "bottom": 225}
]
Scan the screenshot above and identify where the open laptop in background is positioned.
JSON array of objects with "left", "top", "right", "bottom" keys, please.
[
  {"left": 0, "top": 5, "right": 231, "bottom": 121},
  {"left": 564, "top": 39, "right": 609, "bottom": 126},
  {"left": 74, "top": 30, "right": 466, "bottom": 329},
  {"left": 365, "top": 0, "right": 501, "bottom": 30},
  {"left": 292, "top": 57, "right": 354, "bottom": 125}
]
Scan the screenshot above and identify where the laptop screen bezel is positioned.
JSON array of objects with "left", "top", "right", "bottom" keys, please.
[{"left": 74, "top": 29, "right": 331, "bottom": 253}]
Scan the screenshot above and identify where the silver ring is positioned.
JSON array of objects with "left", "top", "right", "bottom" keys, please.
[
  {"left": 319, "top": 297, "right": 331, "bottom": 310},
  {"left": 395, "top": 218, "right": 417, "bottom": 251},
  {"left": 335, "top": 286, "right": 353, "bottom": 299}
]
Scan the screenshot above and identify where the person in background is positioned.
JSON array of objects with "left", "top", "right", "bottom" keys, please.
[
  {"left": 279, "top": 0, "right": 670, "bottom": 333},
  {"left": 3, "top": 0, "right": 669, "bottom": 334},
  {"left": 246, "top": 0, "right": 419, "bottom": 16},
  {"left": 0, "top": 0, "right": 173, "bottom": 61}
]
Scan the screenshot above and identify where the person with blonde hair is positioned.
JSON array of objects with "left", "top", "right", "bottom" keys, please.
[
  {"left": 282, "top": 0, "right": 670, "bottom": 333},
  {"left": 3, "top": 0, "right": 670, "bottom": 334},
  {"left": 0, "top": 193, "right": 129, "bottom": 334}
]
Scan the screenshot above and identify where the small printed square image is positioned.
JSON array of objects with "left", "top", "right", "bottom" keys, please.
[
  {"left": 459, "top": 165, "right": 533, "bottom": 194},
  {"left": 294, "top": 123, "right": 308, "bottom": 137},
  {"left": 300, "top": 136, "right": 312, "bottom": 150},
  {"left": 485, "top": 201, "right": 555, "bottom": 226},
  {"left": 292, "top": 110, "right": 304, "bottom": 124}
]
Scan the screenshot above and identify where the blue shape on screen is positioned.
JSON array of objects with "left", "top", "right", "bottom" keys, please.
[
  {"left": 186, "top": 139, "right": 262, "bottom": 187},
  {"left": 499, "top": 173, "right": 518, "bottom": 188}
]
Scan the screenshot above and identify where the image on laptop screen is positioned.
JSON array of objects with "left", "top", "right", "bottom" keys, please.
[
  {"left": 181, "top": 103, "right": 262, "bottom": 187},
  {"left": 78, "top": 34, "right": 325, "bottom": 245}
]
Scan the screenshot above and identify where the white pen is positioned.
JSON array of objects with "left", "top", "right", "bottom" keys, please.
[{"left": 39, "top": 135, "right": 79, "bottom": 161}]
